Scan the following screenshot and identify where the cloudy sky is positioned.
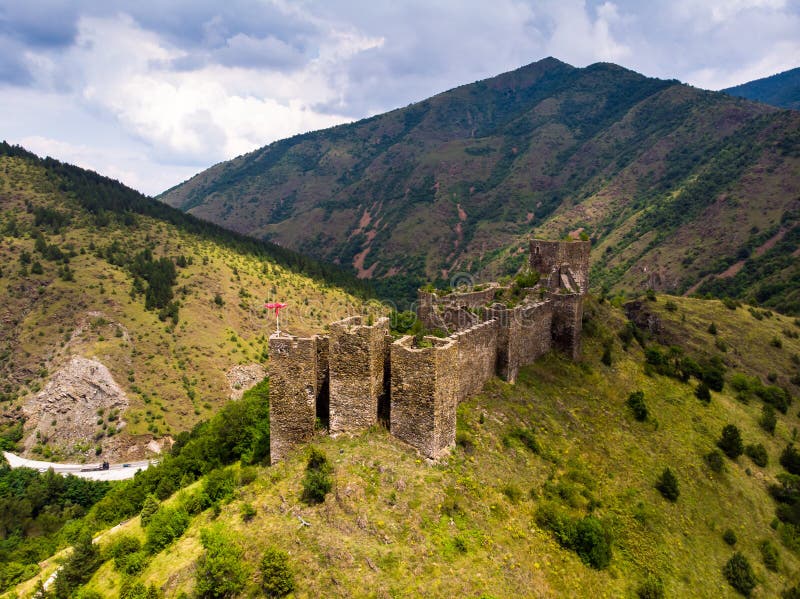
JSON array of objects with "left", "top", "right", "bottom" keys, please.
[{"left": 1, "top": 0, "right": 798, "bottom": 196}]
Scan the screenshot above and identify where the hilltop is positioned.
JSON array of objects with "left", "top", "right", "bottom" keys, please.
[
  {"left": 723, "top": 67, "right": 800, "bottom": 111},
  {"left": 6, "top": 293, "right": 800, "bottom": 598},
  {"left": 159, "top": 58, "right": 800, "bottom": 311},
  {"left": 0, "top": 143, "right": 369, "bottom": 463}
]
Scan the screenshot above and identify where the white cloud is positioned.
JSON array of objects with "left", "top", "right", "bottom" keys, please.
[{"left": 0, "top": 0, "right": 798, "bottom": 197}]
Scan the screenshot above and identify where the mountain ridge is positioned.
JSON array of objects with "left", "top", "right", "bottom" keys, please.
[
  {"left": 159, "top": 57, "right": 800, "bottom": 312},
  {"left": 723, "top": 66, "right": 800, "bottom": 111}
]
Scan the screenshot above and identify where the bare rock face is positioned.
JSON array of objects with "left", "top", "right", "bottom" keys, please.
[
  {"left": 225, "top": 363, "right": 267, "bottom": 400},
  {"left": 22, "top": 356, "right": 129, "bottom": 456}
]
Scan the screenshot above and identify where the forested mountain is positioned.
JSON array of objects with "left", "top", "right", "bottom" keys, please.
[
  {"left": 0, "top": 143, "right": 367, "bottom": 464},
  {"left": 723, "top": 66, "right": 800, "bottom": 111},
  {"left": 160, "top": 58, "right": 800, "bottom": 312}
]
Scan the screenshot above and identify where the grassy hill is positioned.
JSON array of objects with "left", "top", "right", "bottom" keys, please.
[
  {"left": 159, "top": 58, "right": 800, "bottom": 311},
  {"left": 723, "top": 67, "right": 800, "bottom": 111},
  {"left": 8, "top": 294, "right": 800, "bottom": 598},
  {"left": 0, "top": 144, "right": 369, "bottom": 463}
]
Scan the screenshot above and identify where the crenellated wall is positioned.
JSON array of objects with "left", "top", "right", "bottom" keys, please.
[
  {"left": 328, "top": 316, "right": 390, "bottom": 434},
  {"left": 268, "top": 333, "right": 328, "bottom": 463},
  {"left": 389, "top": 336, "right": 459, "bottom": 459},
  {"left": 418, "top": 286, "right": 501, "bottom": 331}
]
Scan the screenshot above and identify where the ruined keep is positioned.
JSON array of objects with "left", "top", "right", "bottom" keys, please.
[{"left": 268, "top": 239, "right": 589, "bottom": 463}]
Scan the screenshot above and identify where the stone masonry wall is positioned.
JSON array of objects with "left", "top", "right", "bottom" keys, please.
[
  {"left": 549, "top": 292, "right": 584, "bottom": 360},
  {"left": 484, "top": 301, "right": 553, "bottom": 382},
  {"left": 452, "top": 320, "right": 499, "bottom": 403},
  {"left": 529, "top": 240, "right": 590, "bottom": 293},
  {"left": 390, "top": 336, "right": 458, "bottom": 459},
  {"left": 329, "top": 316, "right": 390, "bottom": 434},
  {"left": 268, "top": 333, "right": 326, "bottom": 463},
  {"left": 418, "top": 286, "right": 500, "bottom": 331}
]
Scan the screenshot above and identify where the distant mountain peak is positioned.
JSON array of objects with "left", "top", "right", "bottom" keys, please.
[{"left": 722, "top": 66, "right": 800, "bottom": 110}]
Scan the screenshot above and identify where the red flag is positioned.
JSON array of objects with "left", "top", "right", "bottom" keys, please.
[{"left": 265, "top": 302, "right": 287, "bottom": 316}]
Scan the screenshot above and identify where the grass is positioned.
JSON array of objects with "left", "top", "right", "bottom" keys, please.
[{"left": 7, "top": 294, "right": 799, "bottom": 598}]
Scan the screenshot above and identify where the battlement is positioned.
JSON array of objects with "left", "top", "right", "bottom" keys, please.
[{"left": 267, "top": 238, "right": 589, "bottom": 463}]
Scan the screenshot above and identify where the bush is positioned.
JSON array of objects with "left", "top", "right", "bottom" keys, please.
[
  {"left": 706, "top": 450, "right": 725, "bottom": 473},
  {"left": 260, "top": 547, "right": 295, "bottom": 597},
  {"left": 203, "top": 468, "right": 236, "bottom": 504},
  {"left": 760, "top": 404, "right": 777, "bottom": 435},
  {"left": 195, "top": 527, "right": 248, "bottom": 599},
  {"left": 723, "top": 529, "right": 737, "bottom": 546},
  {"left": 301, "top": 447, "right": 333, "bottom": 505},
  {"left": 139, "top": 494, "right": 160, "bottom": 527},
  {"left": 695, "top": 382, "right": 711, "bottom": 403},
  {"left": 145, "top": 506, "right": 190, "bottom": 553},
  {"left": 120, "top": 580, "right": 161, "bottom": 599},
  {"left": 655, "top": 468, "right": 679, "bottom": 502},
  {"left": 723, "top": 552, "right": 757, "bottom": 596},
  {"left": 241, "top": 502, "right": 256, "bottom": 522},
  {"left": 536, "top": 505, "right": 612, "bottom": 569},
  {"left": 745, "top": 444, "right": 769, "bottom": 467},
  {"left": 637, "top": 574, "right": 665, "bottom": 599},
  {"left": 781, "top": 444, "right": 800, "bottom": 475},
  {"left": 718, "top": 425, "right": 744, "bottom": 459},
  {"left": 53, "top": 533, "right": 101, "bottom": 599},
  {"left": 760, "top": 539, "right": 779, "bottom": 572},
  {"left": 502, "top": 483, "right": 523, "bottom": 503},
  {"left": 708, "top": 322, "right": 718, "bottom": 335},
  {"left": 626, "top": 391, "right": 648, "bottom": 421}
]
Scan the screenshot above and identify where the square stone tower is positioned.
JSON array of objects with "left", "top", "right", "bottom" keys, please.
[{"left": 328, "top": 315, "right": 390, "bottom": 434}]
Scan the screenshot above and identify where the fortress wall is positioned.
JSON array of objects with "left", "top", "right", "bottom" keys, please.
[
  {"left": 329, "top": 316, "right": 390, "bottom": 434},
  {"left": 516, "top": 300, "right": 553, "bottom": 366},
  {"left": 268, "top": 334, "right": 325, "bottom": 463},
  {"left": 549, "top": 292, "right": 584, "bottom": 360},
  {"left": 390, "top": 336, "right": 458, "bottom": 459},
  {"left": 417, "top": 287, "right": 501, "bottom": 331},
  {"left": 452, "top": 319, "right": 499, "bottom": 402}
]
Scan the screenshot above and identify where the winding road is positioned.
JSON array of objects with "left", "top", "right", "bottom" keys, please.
[{"left": 2, "top": 451, "right": 153, "bottom": 481}]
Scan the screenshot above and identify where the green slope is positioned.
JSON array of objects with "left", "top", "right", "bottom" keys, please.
[
  {"left": 9, "top": 294, "right": 800, "bottom": 598},
  {"left": 0, "top": 144, "right": 368, "bottom": 463},
  {"left": 159, "top": 58, "right": 800, "bottom": 312}
]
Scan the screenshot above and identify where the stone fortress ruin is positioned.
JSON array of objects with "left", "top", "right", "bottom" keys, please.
[{"left": 268, "top": 239, "right": 590, "bottom": 463}]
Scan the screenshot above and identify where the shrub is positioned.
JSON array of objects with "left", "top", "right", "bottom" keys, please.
[
  {"left": 120, "top": 580, "right": 161, "bottom": 599},
  {"left": 536, "top": 505, "right": 612, "bottom": 569},
  {"left": 241, "top": 502, "right": 256, "bottom": 522},
  {"left": 626, "top": 391, "right": 648, "bottom": 421},
  {"left": 203, "top": 468, "right": 236, "bottom": 504},
  {"left": 572, "top": 516, "right": 613, "bottom": 569},
  {"left": 745, "top": 444, "right": 768, "bottom": 467},
  {"left": 708, "top": 322, "right": 717, "bottom": 335},
  {"left": 139, "top": 494, "right": 160, "bottom": 527},
  {"left": 760, "top": 539, "right": 779, "bottom": 572},
  {"left": 723, "top": 552, "right": 757, "bottom": 596},
  {"left": 760, "top": 404, "right": 777, "bottom": 435},
  {"left": 781, "top": 444, "right": 800, "bottom": 475},
  {"left": 301, "top": 447, "right": 333, "bottom": 505},
  {"left": 705, "top": 450, "right": 725, "bottom": 473},
  {"left": 195, "top": 527, "right": 248, "bottom": 599},
  {"left": 723, "top": 529, "right": 737, "bottom": 546},
  {"left": 601, "top": 345, "right": 612, "bottom": 366},
  {"left": 665, "top": 300, "right": 677, "bottom": 312},
  {"left": 655, "top": 468, "right": 679, "bottom": 502},
  {"left": 53, "top": 533, "right": 101, "bottom": 599},
  {"left": 695, "top": 382, "right": 711, "bottom": 403},
  {"left": 636, "top": 574, "right": 665, "bottom": 599},
  {"left": 260, "top": 547, "right": 295, "bottom": 597},
  {"left": 718, "top": 425, "right": 744, "bottom": 459},
  {"left": 145, "top": 506, "right": 190, "bottom": 553}
]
